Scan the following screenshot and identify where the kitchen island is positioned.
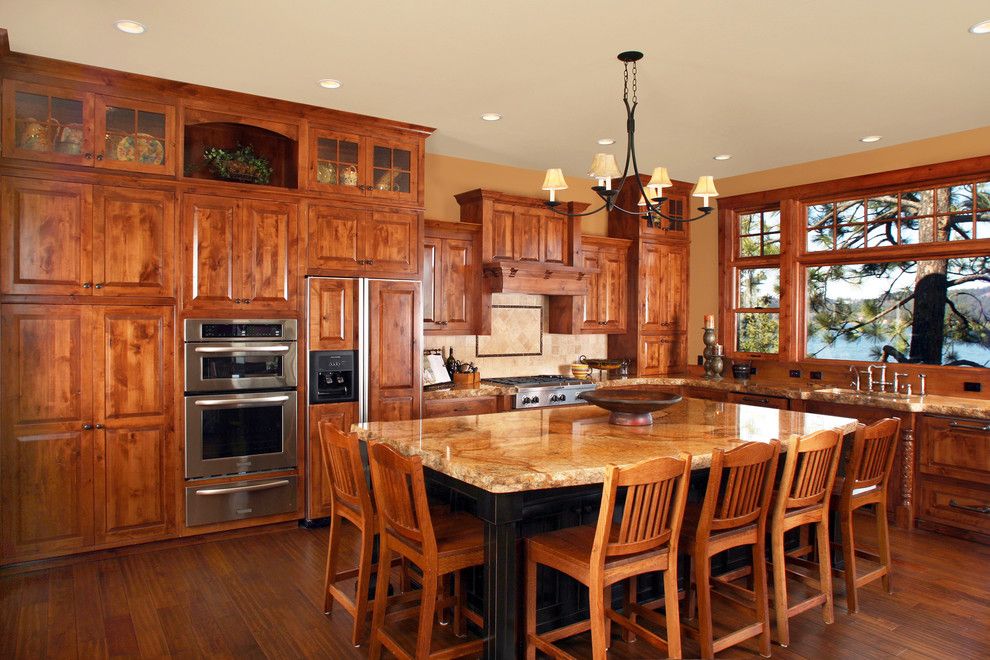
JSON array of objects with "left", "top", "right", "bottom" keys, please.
[{"left": 354, "top": 398, "right": 857, "bottom": 658}]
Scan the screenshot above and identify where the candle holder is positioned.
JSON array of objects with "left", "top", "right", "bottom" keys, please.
[{"left": 702, "top": 327, "right": 724, "bottom": 380}]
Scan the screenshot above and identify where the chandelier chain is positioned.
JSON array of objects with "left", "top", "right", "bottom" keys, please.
[
  {"left": 631, "top": 61, "right": 638, "bottom": 104},
  {"left": 623, "top": 63, "right": 629, "bottom": 102}
]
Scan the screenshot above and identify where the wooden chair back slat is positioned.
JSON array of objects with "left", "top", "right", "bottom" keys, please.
[
  {"left": 319, "top": 423, "right": 373, "bottom": 523},
  {"left": 593, "top": 455, "right": 692, "bottom": 561},
  {"left": 368, "top": 442, "right": 435, "bottom": 554},
  {"left": 702, "top": 441, "right": 780, "bottom": 534},
  {"left": 776, "top": 429, "right": 843, "bottom": 514},
  {"left": 844, "top": 418, "right": 900, "bottom": 496}
]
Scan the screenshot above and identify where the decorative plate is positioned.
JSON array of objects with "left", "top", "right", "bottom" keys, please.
[
  {"left": 116, "top": 133, "right": 165, "bottom": 164},
  {"left": 317, "top": 162, "right": 337, "bottom": 184}
]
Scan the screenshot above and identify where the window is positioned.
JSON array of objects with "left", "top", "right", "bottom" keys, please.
[
  {"left": 806, "top": 256, "right": 990, "bottom": 366},
  {"left": 738, "top": 209, "right": 781, "bottom": 256},
  {"left": 807, "top": 180, "right": 990, "bottom": 252},
  {"left": 735, "top": 267, "right": 780, "bottom": 353}
]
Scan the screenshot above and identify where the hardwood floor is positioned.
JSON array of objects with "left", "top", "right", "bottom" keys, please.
[{"left": 2, "top": 514, "right": 988, "bottom": 659}]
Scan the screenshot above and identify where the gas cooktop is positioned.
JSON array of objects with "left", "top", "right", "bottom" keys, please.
[{"left": 482, "top": 375, "right": 596, "bottom": 409}]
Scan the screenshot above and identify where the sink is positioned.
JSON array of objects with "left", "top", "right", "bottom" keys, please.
[{"left": 816, "top": 387, "right": 913, "bottom": 401}]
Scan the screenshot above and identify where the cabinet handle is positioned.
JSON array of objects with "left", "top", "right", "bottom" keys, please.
[
  {"left": 949, "top": 500, "right": 990, "bottom": 515},
  {"left": 96, "top": 153, "right": 104, "bottom": 161},
  {"left": 95, "top": 423, "right": 104, "bottom": 429},
  {"left": 741, "top": 397, "right": 770, "bottom": 405},
  {"left": 84, "top": 152, "right": 93, "bottom": 160},
  {"left": 82, "top": 424, "right": 93, "bottom": 430},
  {"left": 234, "top": 298, "right": 242, "bottom": 304},
  {"left": 948, "top": 420, "right": 990, "bottom": 433},
  {"left": 94, "top": 282, "right": 104, "bottom": 289},
  {"left": 194, "top": 479, "right": 290, "bottom": 496},
  {"left": 244, "top": 299, "right": 252, "bottom": 304},
  {"left": 365, "top": 259, "right": 375, "bottom": 265},
  {"left": 82, "top": 282, "right": 92, "bottom": 289}
]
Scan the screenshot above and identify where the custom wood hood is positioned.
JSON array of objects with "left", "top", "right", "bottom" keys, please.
[
  {"left": 456, "top": 189, "right": 593, "bottom": 295},
  {"left": 482, "top": 260, "right": 597, "bottom": 295}
]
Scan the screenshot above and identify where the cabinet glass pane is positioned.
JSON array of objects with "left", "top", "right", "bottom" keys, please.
[
  {"left": 14, "top": 91, "right": 84, "bottom": 155},
  {"left": 104, "top": 106, "right": 167, "bottom": 166},
  {"left": 315, "top": 136, "right": 359, "bottom": 186},
  {"left": 372, "top": 145, "right": 412, "bottom": 193}
]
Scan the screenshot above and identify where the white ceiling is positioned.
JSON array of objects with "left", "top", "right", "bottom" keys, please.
[{"left": 4, "top": 1, "right": 989, "bottom": 181}]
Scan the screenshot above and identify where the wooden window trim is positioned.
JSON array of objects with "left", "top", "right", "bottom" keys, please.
[{"left": 718, "top": 155, "right": 990, "bottom": 368}]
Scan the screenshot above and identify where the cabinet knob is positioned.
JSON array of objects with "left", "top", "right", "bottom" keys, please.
[
  {"left": 234, "top": 298, "right": 242, "bottom": 304},
  {"left": 244, "top": 299, "right": 252, "bottom": 304},
  {"left": 84, "top": 152, "right": 93, "bottom": 160},
  {"left": 94, "top": 282, "right": 104, "bottom": 289},
  {"left": 95, "top": 423, "right": 104, "bottom": 429},
  {"left": 366, "top": 259, "right": 374, "bottom": 265},
  {"left": 96, "top": 153, "right": 104, "bottom": 161},
  {"left": 82, "top": 424, "right": 93, "bottom": 430},
  {"left": 82, "top": 282, "right": 92, "bottom": 289}
]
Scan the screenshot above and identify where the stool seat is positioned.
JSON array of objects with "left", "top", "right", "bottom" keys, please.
[
  {"left": 433, "top": 513, "right": 484, "bottom": 562},
  {"left": 528, "top": 524, "right": 673, "bottom": 578}
]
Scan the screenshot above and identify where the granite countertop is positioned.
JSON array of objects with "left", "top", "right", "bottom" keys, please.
[
  {"left": 602, "top": 376, "right": 990, "bottom": 421},
  {"left": 354, "top": 398, "right": 857, "bottom": 493},
  {"left": 423, "top": 383, "right": 515, "bottom": 400}
]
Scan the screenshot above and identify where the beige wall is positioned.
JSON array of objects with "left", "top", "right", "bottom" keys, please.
[{"left": 686, "top": 125, "right": 990, "bottom": 360}]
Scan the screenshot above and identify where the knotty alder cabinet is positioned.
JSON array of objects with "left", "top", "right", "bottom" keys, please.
[
  {"left": 307, "top": 401, "right": 359, "bottom": 520},
  {"left": 182, "top": 193, "right": 297, "bottom": 311},
  {"left": 1, "top": 177, "right": 176, "bottom": 297},
  {"left": 549, "top": 236, "right": 630, "bottom": 334},
  {"left": 307, "top": 202, "right": 421, "bottom": 278},
  {"left": 423, "top": 220, "right": 484, "bottom": 334},
  {"left": 368, "top": 279, "right": 422, "bottom": 422},
  {"left": 0, "top": 304, "right": 175, "bottom": 564}
]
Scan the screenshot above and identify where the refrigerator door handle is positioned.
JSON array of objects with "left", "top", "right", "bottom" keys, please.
[{"left": 358, "top": 278, "right": 370, "bottom": 424}]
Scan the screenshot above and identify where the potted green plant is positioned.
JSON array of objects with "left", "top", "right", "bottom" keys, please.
[{"left": 202, "top": 144, "right": 273, "bottom": 184}]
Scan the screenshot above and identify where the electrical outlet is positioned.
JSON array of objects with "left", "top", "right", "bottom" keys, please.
[
  {"left": 963, "top": 381, "right": 982, "bottom": 393},
  {"left": 697, "top": 355, "right": 704, "bottom": 366},
  {"left": 789, "top": 369, "right": 801, "bottom": 378},
  {"left": 749, "top": 366, "right": 757, "bottom": 375},
  {"left": 810, "top": 371, "right": 823, "bottom": 380}
]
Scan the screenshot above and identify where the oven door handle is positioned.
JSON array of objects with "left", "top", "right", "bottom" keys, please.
[
  {"left": 193, "top": 480, "right": 290, "bottom": 496},
  {"left": 193, "top": 395, "right": 291, "bottom": 407},
  {"left": 193, "top": 345, "right": 291, "bottom": 353}
]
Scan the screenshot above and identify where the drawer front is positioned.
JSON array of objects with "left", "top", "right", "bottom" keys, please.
[
  {"left": 185, "top": 476, "right": 297, "bottom": 527},
  {"left": 423, "top": 396, "right": 498, "bottom": 419},
  {"left": 726, "top": 392, "right": 789, "bottom": 410},
  {"left": 918, "top": 479, "right": 990, "bottom": 534},
  {"left": 684, "top": 386, "right": 728, "bottom": 402},
  {"left": 919, "top": 416, "right": 990, "bottom": 483}
]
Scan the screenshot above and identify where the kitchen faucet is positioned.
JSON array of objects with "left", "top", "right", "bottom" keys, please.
[{"left": 849, "top": 365, "right": 861, "bottom": 391}]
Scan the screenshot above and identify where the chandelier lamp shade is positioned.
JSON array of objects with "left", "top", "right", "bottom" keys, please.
[{"left": 542, "top": 51, "right": 718, "bottom": 227}]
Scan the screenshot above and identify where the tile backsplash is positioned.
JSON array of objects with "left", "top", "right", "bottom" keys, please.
[{"left": 424, "top": 293, "right": 608, "bottom": 377}]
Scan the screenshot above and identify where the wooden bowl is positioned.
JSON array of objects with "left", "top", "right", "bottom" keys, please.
[{"left": 577, "top": 386, "right": 683, "bottom": 426}]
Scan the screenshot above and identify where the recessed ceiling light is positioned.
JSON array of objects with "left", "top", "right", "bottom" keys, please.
[
  {"left": 597, "top": 138, "right": 616, "bottom": 145},
  {"left": 481, "top": 113, "right": 502, "bottom": 121},
  {"left": 969, "top": 19, "right": 990, "bottom": 34},
  {"left": 114, "top": 20, "right": 146, "bottom": 34},
  {"left": 318, "top": 78, "right": 342, "bottom": 89},
  {"left": 713, "top": 154, "right": 732, "bottom": 161},
  {"left": 859, "top": 135, "right": 883, "bottom": 143}
]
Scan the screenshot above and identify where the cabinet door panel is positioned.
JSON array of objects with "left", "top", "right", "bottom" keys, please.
[
  {"left": 366, "top": 137, "right": 421, "bottom": 205},
  {"left": 94, "top": 95, "right": 175, "bottom": 176},
  {"left": 2, "top": 177, "right": 92, "bottom": 295},
  {"left": 423, "top": 236, "right": 443, "bottom": 330},
  {"left": 362, "top": 210, "right": 419, "bottom": 276},
  {"left": 640, "top": 241, "right": 664, "bottom": 333},
  {"left": 183, "top": 194, "right": 237, "bottom": 308},
  {"left": 542, "top": 213, "right": 568, "bottom": 264},
  {"left": 639, "top": 334, "right": 685, "bottom": 376},
  {"left": 491, "top": 205, "right": 515, "bottom": 261},
  {"left": 307, "top": 204, "right": 362, "bottom": 271},
  {"left": 601, "top": 247, "right": 627, "bottom": 331},
  {"left": 1, "top": 305, "right": 95, "bottom": 562},
  {"left": 93, "top": 306, "right": 173, "bottom": 544},
  {"left": 512, "top": 210, "right": 543, "bottom": 262},
  {"left": 93, "top": 186, "right": 174, "bottom": 297},
  {"left": 307, "top": 402, "right": 358, "bottom": 519},
  {"left": 241, "top": 201, "right": 296, "bottom": 310},
  {"left": 920, "top": 416, "right": 990, "bottom": 483},
  {"left": 308, "top": 128, "right": 364, "bottom": 196},
  {"left": 2, "top": 81, "right": 94, "bottom": 166},
  {"left": 309, "top": 278, "right": 357, "bottom": 350},
  {"left": 441, "top": 238, "right": 476, "bottom": 332},
  {"left": 579, "top": 246, "right": 603, "bottom": 331},
  {"left": 659, "top": 245, "right": 687, "bottom": 332},
  {"left": 367, "top": 280, "right": 421, "bottom": 422}
]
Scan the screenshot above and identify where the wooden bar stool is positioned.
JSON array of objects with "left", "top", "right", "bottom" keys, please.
[
  {"left": 832, "top": 418, "right": 900, "bottom": 613},
  {"left": 367, "top": 442, "right": 484, "bottom": 660},
  {"left": 319, "top": 422, "right": 385, "bottom": 647},
  {"left": 682, "top": 440, "right": 780, "bottom": 659},
  {"left": 768, "top": 428, "right": 843, "bottom": 647},
  {"left": 525, "top": 455, "right": 692, "bottom": 659}
]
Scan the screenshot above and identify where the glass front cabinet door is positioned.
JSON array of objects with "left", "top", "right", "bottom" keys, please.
[
  {"left": 2, "top": 81, "right": 175, "bottom": 174},
  {"left": 2, "top": 81, "right": 94, "bottom": 165},
  {"left": 366, "top": 136, "right": 419, "bottom": 204},
  {"left": 309, "top": 127, "right": 365, "bottom": 196},
  {"left": 94, "top": 96, "right": 175, "bottom": 175}
]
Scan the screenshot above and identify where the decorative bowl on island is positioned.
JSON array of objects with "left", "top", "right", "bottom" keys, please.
[{"left": 577, "top": 386, "right": 683, "bottom": 426}]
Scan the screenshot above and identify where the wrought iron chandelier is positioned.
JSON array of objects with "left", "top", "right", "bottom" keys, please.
[{"left": 541, "top": 51, "right": 717, "bottom": 227}]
